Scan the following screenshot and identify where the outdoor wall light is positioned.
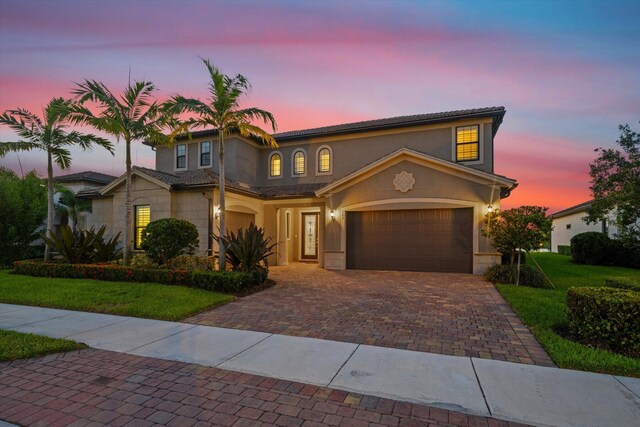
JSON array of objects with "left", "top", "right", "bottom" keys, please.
[
  {"left": 330, "top": 210, "right": 336, "bottom": 221},
  {"left": 214, "top": 205, "right": 220, "bottom": 219},
  {"left": 487, "top": 205, "right": 494, "bottom": 213}
]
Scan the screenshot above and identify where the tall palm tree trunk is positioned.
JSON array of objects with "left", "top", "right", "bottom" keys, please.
[
  {"left": 218, "top": 131, "right": 226, "bottom": 271},
  {"left": 123, "top": 139, "right": 132, "bottom": 265},
  {"left": 44, "top": 151, "right": 54, "bottom": 261}
]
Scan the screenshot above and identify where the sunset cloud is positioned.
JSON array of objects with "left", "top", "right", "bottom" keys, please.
[{"left": 1, "top": 0, "right": 638, "bottom": 214}]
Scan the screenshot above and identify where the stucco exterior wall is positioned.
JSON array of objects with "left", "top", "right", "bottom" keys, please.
[
  {"left": 154, "top": 118, "right": 495, "bottom": 187},
  {"left": 551, "top": 211, "right": 617, "bottom": 252},
  {"left": 322, "top": 160, "right": 499, "bottom": 273},
  {"left": 172, "top": 190, "right": 212, "bottom": 256},
  {"left": 86, "top": 198, "right": 113, "bottom": 234}
]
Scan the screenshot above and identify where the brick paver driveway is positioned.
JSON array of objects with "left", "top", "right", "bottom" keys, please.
[
  {"left": 0, "top": 349, "right": 532, "bottom": 427},
  {"left": 187, "top": 264, "right": 553, "bottom": 366}
]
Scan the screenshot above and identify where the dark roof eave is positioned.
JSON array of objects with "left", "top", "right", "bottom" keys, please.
[
  {"left": 276, "top": 110, "right": 506, "bottom": 142},
  {"left": 145, "top": 107, "right": 506, "bottom": 145}
]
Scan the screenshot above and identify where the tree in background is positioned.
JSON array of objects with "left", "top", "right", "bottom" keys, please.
[
  {"left": 586, "top": 122, "right": 640, "bottom": 242},
  {"left": 483, "top": 206, "right": 553, "bottom": 285},
  {"left": 0, "top": 168, "right": 47, "bottom": 265},
  {"left": 164, "top": 59, "right": 277, "bottom": 270},
  {"left": 56, "top": 186, "right": 92, "bottom": 233},
  {"left": 67, "top": 81, "right": 171, "bottom": 265},
  {"left": 0, "top": 98, "right": 113, "bottom": 261}
]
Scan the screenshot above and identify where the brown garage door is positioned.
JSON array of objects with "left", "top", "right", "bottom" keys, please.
[
  {"left": 346, "top": 208, "right": 473, "bottom": 273},
  {"left": 226, "top": 211, "right": 255, "bottom": 235}
]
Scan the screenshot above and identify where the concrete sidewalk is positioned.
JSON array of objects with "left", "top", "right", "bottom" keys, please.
[{"left": 1, "top": 303, "right": 639, "bottom": 427}]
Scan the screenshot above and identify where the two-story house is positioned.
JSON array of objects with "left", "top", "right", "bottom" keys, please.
[{"left": 81, "top": 107, "right": 517, "bottom": 274}]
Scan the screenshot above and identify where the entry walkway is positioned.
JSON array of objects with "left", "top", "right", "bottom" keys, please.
[{"left": 1, "top": 303, "right": 639, "bottom": 427}]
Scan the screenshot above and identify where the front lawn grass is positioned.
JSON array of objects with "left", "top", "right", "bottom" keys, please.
[
  {"left": 497, "top": 252, "right": 640, "bottom": 377},
  {"left": 0, "top": 270, "right": 234, "bottom": 321},
  {"left": 0, "top": 329, "right": 86, "bottom": 362}
]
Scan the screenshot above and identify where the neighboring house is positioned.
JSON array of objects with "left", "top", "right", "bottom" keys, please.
[
  {"left": 53, "top": 171, "right": 117, "bottom": 232},
  {"left": 550, "top": 200, "right": 618, "bottom": 252},
  {"left": 80, "top": 107, "right": 517, "bottom": 274}
]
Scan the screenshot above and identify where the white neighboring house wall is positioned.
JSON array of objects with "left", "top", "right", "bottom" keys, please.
[{"left": 551, "top": 208, "right": 618, "bottom": 252}]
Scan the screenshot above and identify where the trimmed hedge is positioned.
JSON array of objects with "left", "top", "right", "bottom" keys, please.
[
  {"left": 557, "top": 245, "right": 572, "bottom": 256},
  {"left": 12, "top": 261, "right": 264, "bottom": 293},
  {"left": 484, "top": 264, "right": 549, "bottom": 288},
  {"left": 605, "top": 277, "right": 640, "bottom": 292},
  {"left": 566, "top": 287, "right": 640, "bottom": 357},
  {"left": 570, "top": 232, "right": 612, "bottom": 265}
]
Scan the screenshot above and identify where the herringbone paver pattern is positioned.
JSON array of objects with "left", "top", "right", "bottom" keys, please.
[
  {"left": 0, "top": 349, "right": 532, "bottom": 427},
  {"left": 187, "top": 264, "right": 554, "bottom": 366}
]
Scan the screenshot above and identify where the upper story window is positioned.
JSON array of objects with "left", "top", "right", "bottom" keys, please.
[
  {"left": 134, "top": 205, "right": 151, "bottom": 249},
  {"left": 317, "top": 146, "right": 332, "bottom": 174},
  {"left": 293, "top": 150, "right": 306, "bottom": 175},
  {"left": 269, "top": 152, "right": 282, "bottom": 178},
  {"left": 199, "top": 141, "right": 211, "bottom": 167},
  {"left": 455, "top": 125, "right": 479, "bottom": 162},
  {"left": 175, "top": 144, "right": 187, "bottom": 169}
]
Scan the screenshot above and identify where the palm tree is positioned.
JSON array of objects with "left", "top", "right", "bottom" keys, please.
[
  {"left": 56, "top": 186, "right": 92, "bottom": 233},
  {"left": 165, "top": 59, "right": 277, "bottom": 270},
  {"left": 0, "top": 98, "right": 113, "bottom": 261},
  {"left": 67, "top": 80, "right": 171, "bottom": 265}
]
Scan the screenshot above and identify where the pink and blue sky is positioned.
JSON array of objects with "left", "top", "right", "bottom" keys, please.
[{"left": 1, "top": 0, "right": 639, "bottom": 212}]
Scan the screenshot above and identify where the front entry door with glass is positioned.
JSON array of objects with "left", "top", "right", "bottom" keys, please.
[{"left": 301, "top": 212, "right": 319, "bottom": 260}]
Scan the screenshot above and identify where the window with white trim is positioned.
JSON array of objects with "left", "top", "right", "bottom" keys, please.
[
  {"left": 134, "top": 205, "right": 150, "bottom": 249},
  {"left": 176, "top": 144, "right": 187, "bottom": 169},
  {"left": 318, "top": 147, "right": 331, "bottom": 173},
  {"left": 200, "top": 141, "right": 211, "bottom": 167},
  {"left": 455, "top": 125, "right": 479, "bottom": 162},
  {"left": 270, "top": 152, "right": 282, "bottom": 177},
  {"left": 293, "top": 150, "right": 305, "bottom": 175}
]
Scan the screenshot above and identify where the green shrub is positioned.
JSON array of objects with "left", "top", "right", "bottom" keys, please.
[
  {"left": 128, "top": 253, "right": 157, "bottom": 269},
  {"left": 570, "top": 232, "right": 612, "bottom": 265},
  {"left": 41, "top": 225, "right": 100, "bottom": 264},
  {"left": 192, "top": 270, "right": 265, "bottom": 293},
  {"left": 557, "top": 245, "right": 572, "bottom": 256},
  {"left": 13, "top": 260, "right": 191, "bottom": 285},
  {"left": 166, "top": 255, "right": 216, "bottom": 272},
  {"left": 92, "top": 227, "right": 122, "bottom": 262},
  {"left": 484, "top": 264, "right": 549, "bottom": 288},
  {"left": 605, "top": 277, "right": 640, "bottom": 291},
  {"left": 219, "top": 223, "right": 276, "bottom": 274},
  {"left": 12, "top": 260, "right": 265, "bottom": 294},
  {"left": 567, "top": 287, "right": 640, "bottom": 357},
  {"left": 140, "top": 218, "right": 199, "bottom": 266},
  {"left": 609, "top": 238, "right": 640, "bottom": 269},
  {"left": 501, "top": 251, "right": 525, "bottom": 265}
]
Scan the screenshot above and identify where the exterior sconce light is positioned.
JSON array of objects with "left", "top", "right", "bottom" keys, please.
[
  {"left": 330, "top": 210, "right": 336, "bottom": 221},
  {"left": 214, "top": 205, "right": 220, "bottom": 219},
  {"left": 487, "top": 205, "right": 494, "bottom": 213}
]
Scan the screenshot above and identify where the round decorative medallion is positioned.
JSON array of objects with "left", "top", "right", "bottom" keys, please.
[{"left": 393, "top": 171, "right": 415, "bottom": 192}]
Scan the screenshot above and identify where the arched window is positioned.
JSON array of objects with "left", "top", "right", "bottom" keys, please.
[
  {"left": 317, "top": 147, "right": 331, "bottom": 173},
  {"left": 293, "top": 150, "right": 306, "bottom": 175},
  {"left": 269, "top": 152, "right": 281, "bottom": 177}
]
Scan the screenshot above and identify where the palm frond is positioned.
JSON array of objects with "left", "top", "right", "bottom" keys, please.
[
  {"left": 0, "top": 110, "right": 44, "bottom": 142},
  {"left": 0, "top": 140, "right": 42, "bottom": 157},
  {"left": 50, "top": 146, "right": 72, "bottom": 169},
  {"left": 66, "top": 131, "right": 114, "bottom": 153},
  {"left": 237, "top": 123, "right": 278, "bottom": 147}
]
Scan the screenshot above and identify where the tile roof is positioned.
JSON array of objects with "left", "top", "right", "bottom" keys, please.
[
  {"left": 550, "top": 200, "right": 593, "bottom": 219},
  {"left": 77, "top": 166, "right": 320, "bottom": 199},
  {"left": 274, "top": 107, "right": 506, "bottom": 140},
  {"left": 54, "top": 171, "right": 117, "bottom": 185},
  {"left": 151, "top": 106, "right": 506, "bottom": 145}
]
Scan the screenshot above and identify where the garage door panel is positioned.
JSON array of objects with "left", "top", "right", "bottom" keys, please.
[{"left": 346, "top": 208, "right": 473, "bottom": 273}]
